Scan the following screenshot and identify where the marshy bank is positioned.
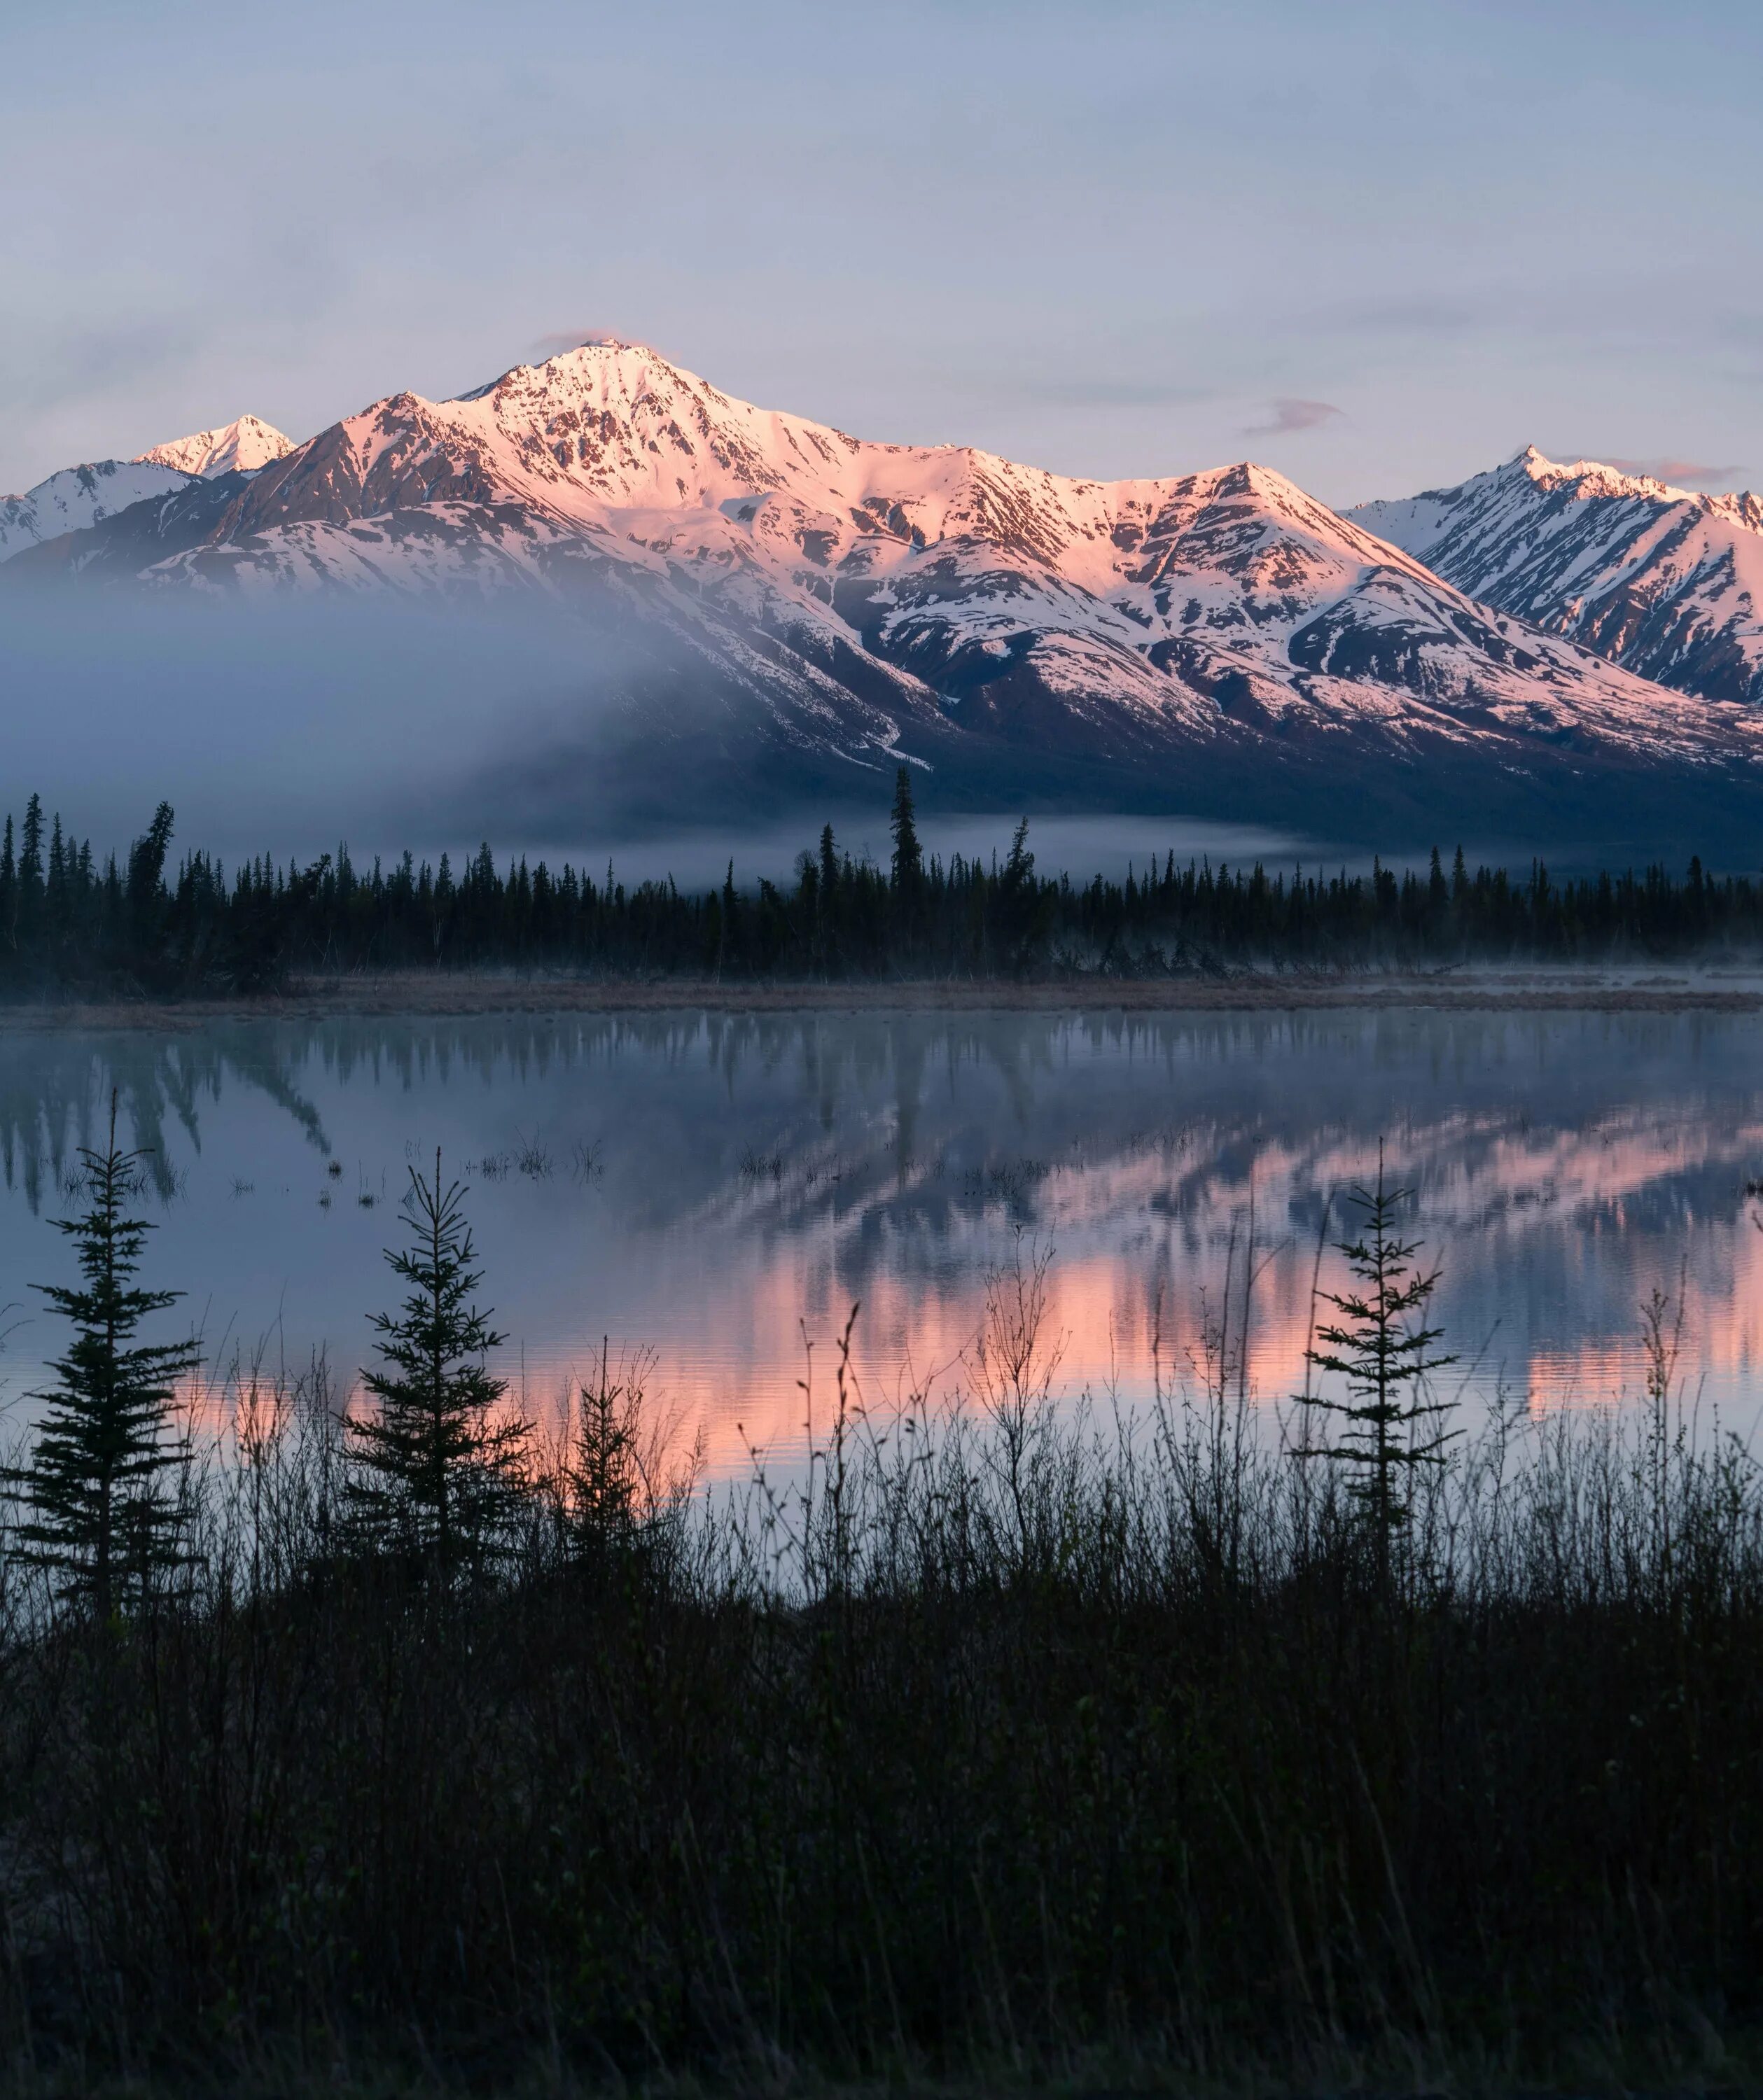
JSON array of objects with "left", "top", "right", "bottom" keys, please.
[{"left": 4, "top": 1144, "right": 1763, "bottom": 2096}]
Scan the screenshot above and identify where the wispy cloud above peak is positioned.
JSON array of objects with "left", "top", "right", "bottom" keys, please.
[
  {"left": 1603, "top": 455, "right": 1743, "bottom": 490},
  {"left": 528, "top": 328, "right": 671, "bottom": 361},
  {"left": 1241, "top": 398, "right": 1344, "bottom": 438}
]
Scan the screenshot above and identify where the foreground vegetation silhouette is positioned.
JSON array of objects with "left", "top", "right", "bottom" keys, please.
[
  {"left": 1294, "top": 1156, "right": 1458, "bottom": 1592},
  {"left": 0, "top": 1096, "right": 197, "bottom": 1619},
  {"left": 344, "top": 1152, "right": 530, "bottom": 1578},
  {"left": 3, "top": 1151, "right": 1763, "bottom": 2094},
  {"left": 1, "top": 774, "right": 1759, "bottom": 997}
]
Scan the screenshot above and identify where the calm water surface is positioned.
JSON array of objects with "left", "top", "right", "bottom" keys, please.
[{"left": 2, "top": 1008, "right": 1761, "bottom": 1471}]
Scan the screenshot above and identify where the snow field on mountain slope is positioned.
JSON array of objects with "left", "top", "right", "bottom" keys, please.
[
  {"left": 0, "top": 460, "right": 193, "bottom": 562},
  {"left": 137, "top": 414, "right": 294, "bottom": 478},
  {"left": 15, "top": 340, "right": 1763, "bottom": 783}
]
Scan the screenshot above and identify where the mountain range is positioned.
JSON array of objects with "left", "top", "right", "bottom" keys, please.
[
  {"left": 1348, "top": 449, "right": 1763, "bottom": 712},
  {"left": 0, "top": 416, "right": 293, "bottom": 564},
  {"left": 4, "top": 351, "right": 1760, "bottom": 850}
]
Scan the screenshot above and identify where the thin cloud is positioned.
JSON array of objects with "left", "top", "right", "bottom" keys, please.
[
  {"left": 1241, "top": 398, "right": 1344, "bottom": 438},
  {"left": 1603, "top": 455, "right": 1743, "bottom": 490},
  {"left": 529, "top": 327, "right": 667, "bottom": 360}
]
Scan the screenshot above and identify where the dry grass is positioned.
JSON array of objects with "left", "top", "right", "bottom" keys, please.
[{"left": 4, "top": 1273, "right": 1763, "bottom": 2094}]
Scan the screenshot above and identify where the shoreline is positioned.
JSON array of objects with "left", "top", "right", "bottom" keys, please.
[{"left": 5, "top": 966, "right": 1763, "bottom": 1029}]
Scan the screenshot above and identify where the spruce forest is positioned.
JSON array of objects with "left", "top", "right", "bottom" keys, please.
[{"left": 1, "top": 773, "right": 1759, "bottom": 996}]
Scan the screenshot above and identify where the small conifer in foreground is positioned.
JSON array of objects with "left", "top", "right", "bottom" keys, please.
[
  {"left": 4, "top": 1093, "right": 198, "bottom": 1618},
  {"left": 1295, "top": 1150, "right": 1457, "bottom": 1588},
  {"left": 347, "top": 1150, "right": 529, "bottom": 1574}
]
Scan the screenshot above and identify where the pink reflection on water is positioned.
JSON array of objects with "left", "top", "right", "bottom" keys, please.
[{"left": 555, "top": 1107, "right": 1763, "bottom": 1477}]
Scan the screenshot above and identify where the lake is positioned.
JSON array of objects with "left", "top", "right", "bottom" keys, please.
[{"left": 2, "top": 1005, "right": 1761, "bottom": 1474}]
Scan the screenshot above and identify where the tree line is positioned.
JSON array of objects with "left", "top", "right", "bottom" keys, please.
[{"left": 1, "top": 771, "right": 1759, "bottom": 995}]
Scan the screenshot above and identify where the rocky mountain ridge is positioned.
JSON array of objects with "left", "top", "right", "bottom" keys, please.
[
  {"left": 1, "top": 414, "right": 292, "bottom": 565},
  {"left": 0, "top": 458, "right": 192, "bottom": 565},
  {"left": 8, "top": 350, "right": 1762, "bottom": 843},
  {"left": 1347, "top": 447, "right": 1763, "bottom": 708}
]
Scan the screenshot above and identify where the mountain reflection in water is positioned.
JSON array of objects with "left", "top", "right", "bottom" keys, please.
[{"left": 1, "top": 1009, "right": 1761, "bottom": 1471}]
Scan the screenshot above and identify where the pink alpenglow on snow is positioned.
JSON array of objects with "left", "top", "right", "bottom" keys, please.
[
  {"left": 136, "top": 415, "right": 295, "bottom": 479},
  {"left": 1348, "top": 445, "right": 1763, "bottom": 706}
]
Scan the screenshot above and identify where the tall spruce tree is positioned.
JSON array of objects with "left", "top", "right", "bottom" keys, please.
[
  {"left": 347, "top": 1152, "right": 529, "bottom": 1574},
  {"left": 889, "top": 768, "right": 923, "bottom": 896},
  {"left": 17, "top": 794, "right": 43, "bottom": 953},
  {"left": 889, "top": 768, "right": 924, "bottom": 961},
  {"left": 1295, "top": 1153, "right": 1457, "bottom": 1589},
  {"left": 4, "top": 1097, "right": 198, "bottom": 1617},
  {"left": 0, "top": 816, "right": 15, "bottom": 951},
  {"left": 125, "top": 801, "right": 175, "bottom": 969},
  {"left": 815, "top": 823, "right": 839, "bottom": 969},
  {"left": 996, "top": 817, "right": 1043, "bottom": 962}
]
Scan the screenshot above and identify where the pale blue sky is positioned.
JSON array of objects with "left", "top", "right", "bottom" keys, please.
[{"left": 4, "top": 0, "right": 1761, "bottom": 506}]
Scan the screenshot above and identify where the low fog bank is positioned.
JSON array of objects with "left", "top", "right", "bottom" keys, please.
[
  {"left": 0, "top": 589, "right": 628, "bottom": 858},
  {"left": 604, "top": 822, "right": 1694, "bottom": 893},
  {"left": 555, "top": 816, "right": 1320, "bottom": 895},
  {"left": 0, "top": 585, "right": 1745, "bottom": 887},
  {"left": 0, "top": 587, "right": 1328, "bottom": 877}
]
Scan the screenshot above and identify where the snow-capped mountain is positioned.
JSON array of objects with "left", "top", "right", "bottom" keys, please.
[
  {"left": 10, "top": 349, "right": 1763, "bottom": 841},
  {"left": 1, "top": 416, "right": 291, "bottom": 566},
  {"left": 1347, "top": 447, "right": 1763, "bottom": 708},
  {"left": 136, "top": 414, "right": 293, "bottom": 479},
  {"left": 0, "top": 457, "right": 191, "bottom": 564}
]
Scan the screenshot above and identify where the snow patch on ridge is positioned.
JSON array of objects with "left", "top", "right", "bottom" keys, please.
[
  {"left": 1347, "top": 447, "right": 1763, "bottom": 706},
  {"left": 12, "top": 346, "right": 1763, "bottom": 793},
  {"left": 0, "top": 458, "right": 193, "bottom": 564},
  {"left": 137, "top": 414, "right": 295, "bottom": 478}
]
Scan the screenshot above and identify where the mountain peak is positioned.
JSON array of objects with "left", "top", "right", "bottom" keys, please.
[
  {"left": 13, "top": 346, "right": 1763, "bottom": 843},
  {"left": 1348, "top": 444, "right": 1763, "bottom": 708},
  {"left": 452, "top": 336, "right": 699, "bottom": 408},
  {"left": 136, "top": 414, "right": 294, "bottom": 479},
  {"left": 0, "top": 456, "right": 193, "bottom": 564},
  {"left": 1505, "top": 444, "right": 1750, "bottom": 510},
  {"left": 1508, "top": 444, "right": 1594, "bottom": 487}
]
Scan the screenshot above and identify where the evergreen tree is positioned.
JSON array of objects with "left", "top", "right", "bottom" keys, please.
[
  {"left": 44, "top": 813, "right": 69, "bottom": 958},
  {"left": 720, "top": 858, "right": 741, "bottom": 972},
  {"left": 347, "top": 1152, "right": 529, "bottom": 1574},
  {"left": 125, "top": 801, "right": 175, "bottom": 960},
  {"left": 1427, "top": 844, "right": 1449, "bottom": 919},
  {"left": 4, "top": 1098, "right": 198, "bottom": 1617},
  {"left": 1295, "top": 1154, "right": 1457, "bottom": 1589},
  {"left": 17, "top": 793, "right": 43, "bottom": 951},
  {"left": 815, "top": 823, "right": 839, "bottom": 969},
  {"left": 889, "top": 767, "right": 924, "bottom": 897},
  {"left": 0, "top": 815, "right": 15, "bottom": 951},
  {"left": 0, "top": 782, "right": 1753, "bottom": 993},
  {"left": 567, "top": 1338, "right": 648, "bottom": 1569},
  {"left": 995, "top": 818, "right": 1044, "bottom": 965}
]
